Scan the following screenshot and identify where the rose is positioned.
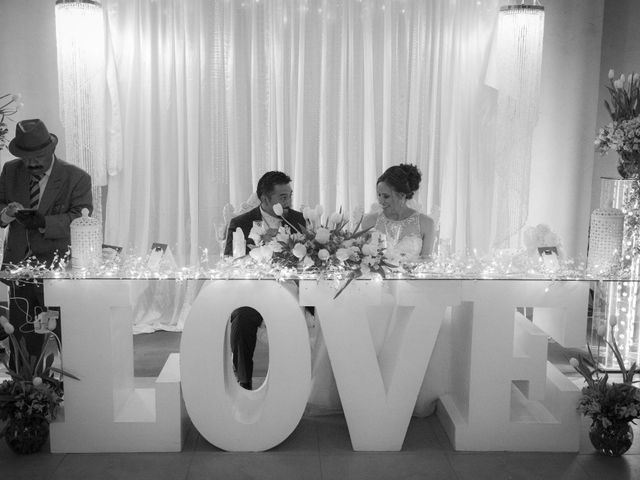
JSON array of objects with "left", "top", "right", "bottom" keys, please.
[
  {"left": 318, "top": 249, "right": 330, "bottom": 261},
  {"left": 361, "top": 244, "right": 376, "bottom": 256},
  {"left": 314, "top": 228, "right": 331, "bottom": 244},
  {"left": 335, "top": 248, "right": 350, "bottom": 262},
  {"left": 273, "top": 203, "right": 284, "bottom": 216},
  {"left": 249, "top": 245, "right": 274, "bottom": 262},
  {"left": 292, "top": 243, "right": 307, "bottom": 259}
]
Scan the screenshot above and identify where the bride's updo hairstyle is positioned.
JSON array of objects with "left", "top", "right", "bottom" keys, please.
[{"left": 377, "top": 164, "right": 422, "bottom": 199}]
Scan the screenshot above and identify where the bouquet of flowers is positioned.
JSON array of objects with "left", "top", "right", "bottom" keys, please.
[
  {"left": 0, "top": 314, "right": 78, "bottom": 453},
  {"left": 570, "top": 320, "right": 640, "bottom": 429},
  {"left": 248, "top": 204, "right": 393, "bottom": 297},
  {"left": 595, "top": 70, "right": 640, "bottom": 178},
  {"left": 0, "top": 93, "right": 22, "bottom": 151}
]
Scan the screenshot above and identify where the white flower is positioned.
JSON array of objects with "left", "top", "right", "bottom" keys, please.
[
  {"left": 315, "top": 227, "right": 331, "bottom": 244},
  {"left": 47, "top": 318, "right": 57, "bottom": 331},
  {"left": 360, "top": 263, "right": 371, "bottom": 275},
  {"left": 0, "top": 315, "right": 9, "bottom": 327},
  {"left": 318, "top": 249, "right": 330, "bottom": 261},
  {"left": 362, "top": 244, "right": 376, "bottom": 256},
  {"left": 249, "top": 245, "right": 274, "bottom": 262},
  {"left": 270, "top": 242, "right": 283, "bottom": 253},
  {"left": 621, "top": 73, "right": 626, "bottom": 84},
  {"left": 335, "top": 248, "right": 350, "bottom": 262},
  {"left": 32, "top": 377, "right": 43, "bottom": 387},
  {"left": 276, "top": 227, "right": 290, "bottom": 243},
  {"left": 249, "top": 222, "right": 267, "bottom": 245},
  {"left": 614, "top": 79, "right": 623, "bottom": 89},
  {"left": 569, "top": 358, "right": 579, "bottom": 368},
  {"left": 2, "top": 323, "right": 14, "bottom": 335},
  {"left": 314, "top": 204, "right": 324, "bottom": 218},
  {"left": 302, "top": 255, "right": 314, "bottom": 268},
  {"left": 292, "top": 243, "right": 307, "bottom": 259},
  {"left": 597, "top": 325, "right": 607, "bottom": 337},
  {"left": 329, "top": 211, "right": 343, "bottom": 227},
  {"left": 273, "top": 203, "right": 284, "bottom": 216},
  {"left": 608, "top": 69, "right": 615, "bottom": 80}
]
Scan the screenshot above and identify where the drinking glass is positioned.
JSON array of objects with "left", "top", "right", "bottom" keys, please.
[{"left": 213, "top": 222, "right": 228, "bottom": 260}]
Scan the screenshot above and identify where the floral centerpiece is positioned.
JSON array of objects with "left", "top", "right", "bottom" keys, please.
[
  {"left": 595, "top": 70, "right": 640, "bottom": 179},
  {"left": 0, "top": 93, "right": 22, "bottom": 151},
  {"left": 570, "top": 319, "right": 640, "bottom": 456},
  {"left": 248, "top": 204, "right": 394, "bottom": 297},
  {"left": 0, "top": 314, "right": 78, "bottom": 454}
]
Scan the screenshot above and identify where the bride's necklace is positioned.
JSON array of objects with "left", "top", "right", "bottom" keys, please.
[{"left": 384, "top": 206, "right": 412, "bottom": 222}]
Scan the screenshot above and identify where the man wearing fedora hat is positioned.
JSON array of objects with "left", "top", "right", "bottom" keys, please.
[{"left": 0, "top": 119, "right": 92, "bottom": 363}]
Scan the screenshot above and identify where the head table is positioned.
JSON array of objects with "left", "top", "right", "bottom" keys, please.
[{"left": 2, "top": 268, "right": 634, "bottom": 453}]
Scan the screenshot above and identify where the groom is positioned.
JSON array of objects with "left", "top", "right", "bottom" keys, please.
[{"left": 224, "top": 171, "right": 306, "bottom": 389}]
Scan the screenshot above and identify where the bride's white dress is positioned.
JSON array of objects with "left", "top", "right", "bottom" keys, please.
[
  {"left": 306, "top": 211, "right": 437, "bottom": 417},
  {"left": 374, "top": 211, "right": 423, "bottom": 262}
]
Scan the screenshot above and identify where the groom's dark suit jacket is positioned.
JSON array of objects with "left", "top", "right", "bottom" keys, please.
[{"left": 224, "top": 206, "right": 306, "bottom": 256}]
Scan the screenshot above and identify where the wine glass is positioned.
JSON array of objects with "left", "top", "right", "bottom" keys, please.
[{"left": 213, "top": 222, "right": 228, "bottom": 260}]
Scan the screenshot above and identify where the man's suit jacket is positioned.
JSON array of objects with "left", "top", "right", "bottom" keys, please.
[
  {"left": 0, "top": 156, "right": 93, "bottom": 265},
  {"left": 224, "top": 206, "right": 306, "bottom": 256}
]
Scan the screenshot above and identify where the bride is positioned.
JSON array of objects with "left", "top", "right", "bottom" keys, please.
[
  {"left": 306, "top": 163, "right": 438, "bottom": 416},
  {"left": 361, "top": 164, "right": 435, "bottom": 261}
]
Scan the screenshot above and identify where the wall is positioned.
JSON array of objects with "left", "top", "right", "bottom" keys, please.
[
  {"left": 0, "top": 0, "right": 63, "bottom": 163},
  {"left": 528, "top": 0, "right": 604, "bottom": 258}
]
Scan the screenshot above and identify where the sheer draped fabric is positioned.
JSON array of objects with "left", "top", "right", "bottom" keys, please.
[{"left": 103, "top": 0, "right": 500, "bottom": 264}]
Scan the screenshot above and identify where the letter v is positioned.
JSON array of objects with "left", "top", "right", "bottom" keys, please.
[{"left": 300, "top": 280, "right": 460, "bottom": 451}]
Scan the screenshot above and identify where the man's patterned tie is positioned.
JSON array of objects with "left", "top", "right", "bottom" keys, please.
[{"left": 29, "top": 174, "right": 44, "bottom": 209}]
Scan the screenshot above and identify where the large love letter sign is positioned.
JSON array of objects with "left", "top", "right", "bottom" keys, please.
[{"left": 181, "top": 280, "right": 311, "bottom": 451}]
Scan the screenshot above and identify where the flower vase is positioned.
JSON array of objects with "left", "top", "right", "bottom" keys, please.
[
  {"left": 589, "top": 420, "right": 634, "bottom": 457},
  {"left": 4, "top": 416, "right": 49, "bottom": 454}
]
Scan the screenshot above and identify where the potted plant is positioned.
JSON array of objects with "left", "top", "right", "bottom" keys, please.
[
  {"left": 0, "top": 314, "right": 78, "bottom": 454},
  {"left": 570, "top": 320, "right": 640, "bottom": 456}
]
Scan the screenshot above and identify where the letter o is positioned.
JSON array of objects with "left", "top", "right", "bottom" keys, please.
[{"left": 180, "top": 280, "right": 311, "bottom": 451}]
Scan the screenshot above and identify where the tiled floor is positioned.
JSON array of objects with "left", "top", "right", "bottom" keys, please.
[{"left": 1, "top": 332, "right": 639, "bottom": 480}]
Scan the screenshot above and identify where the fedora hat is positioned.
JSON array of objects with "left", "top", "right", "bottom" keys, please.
[{"left": 8, "top": 119, "right": 58, "bottom": 157}]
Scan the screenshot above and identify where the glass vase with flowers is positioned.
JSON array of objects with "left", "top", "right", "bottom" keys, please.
[{"left": 570, "top": 319, "right": 640, "bottom": 456}]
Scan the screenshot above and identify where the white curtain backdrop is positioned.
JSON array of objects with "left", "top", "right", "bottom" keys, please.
[{"left": 102, "top": 0, "right": 501, "bottom": 264}]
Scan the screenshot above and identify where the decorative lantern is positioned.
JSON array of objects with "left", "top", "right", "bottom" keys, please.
[
  {"left": 70, "top": 208, "right": 102, "bottom": 269},
  {"left": 587, "top": 206, "right": 624, "bottom": 271}
]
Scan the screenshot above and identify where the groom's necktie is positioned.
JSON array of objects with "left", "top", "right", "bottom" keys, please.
[{"left": 29, "top": 173, "right": 44, "bottom": 209}]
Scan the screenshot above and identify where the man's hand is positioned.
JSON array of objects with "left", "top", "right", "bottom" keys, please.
[
  {"left": 4, "top": 202, "right": 24, "bottom": 218},
  {"left": 15, "top": 210, "right": 46, "bottom": 230}
]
